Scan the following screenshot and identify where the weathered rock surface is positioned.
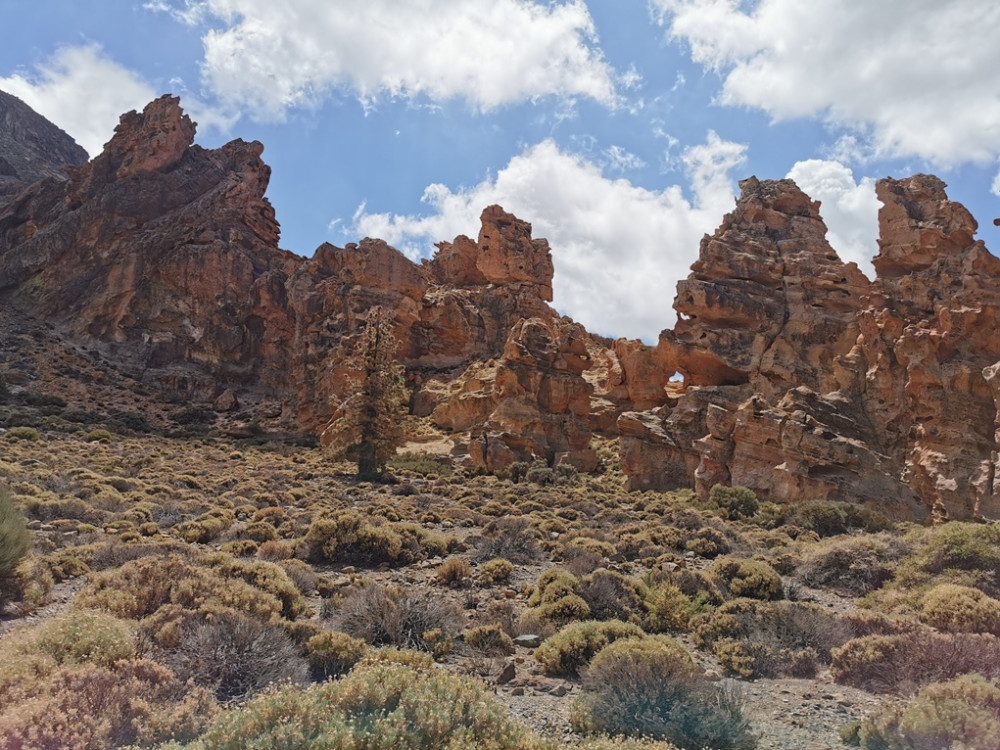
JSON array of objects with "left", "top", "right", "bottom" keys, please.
[
  {"left": 0, "top": 94, "right": 606, "bottom": 470},
  {"left": 620, "top": 175, "right": 1000, "bottom": 521},
  {"left": 0, "top": 91, "right": 89, "bottom": 197}
]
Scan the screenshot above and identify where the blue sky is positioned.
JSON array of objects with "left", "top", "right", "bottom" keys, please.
[{"left": 2, "top": 0, "right": 998, "bottom": 342}]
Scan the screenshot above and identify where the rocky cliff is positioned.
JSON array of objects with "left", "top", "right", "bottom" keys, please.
[
  {"left": 620, "top": 175, "right": 1000, "bottom": 522},
  {"left": 0, "top": 95, "right": 611, "bottom": 470},
  {"left": 3, "top": 93, "right": 999, "bottom": 520}
]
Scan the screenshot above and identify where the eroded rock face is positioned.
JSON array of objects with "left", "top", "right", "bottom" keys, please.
[
  {"left": 620, "top": 174, "right": 1000, "bottom": 521},
  {"left": 0, "top": 94, "right": 602, "bottom": 467}
]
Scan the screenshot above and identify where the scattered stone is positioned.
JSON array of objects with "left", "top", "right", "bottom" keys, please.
[{"left": 513, "top": 634, "right": 543, "bottom": 648}]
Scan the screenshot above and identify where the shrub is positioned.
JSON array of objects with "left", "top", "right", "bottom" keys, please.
[
  {"left": 303, "top": 511, "right": 423, "bottom": 568},
  {"left": 306, "top": 630, "right": 371, "bottom": 680},
  {"left": 831, "top": 629, "right": 1000, "bottom": 693},
  {"left": 857, "top": 674, "right": 1000, "bottom": 750},
  {"left": 684, "top": 526, "right": 730, "bottom": 557},
  {"left": 898, "top": 522, "right": 1000, "bottom": 597},
  {"left": 32, "top": 609, "right": 136, "bottom": 667},
  {"left": 919, "top": 583, "right": 1000, "bottom": 635},
  {"left": 0, "top": 658, "right": 217, "bottom": 749},
  {"left": 84, "top": 429, "right": 112, "bottom": 443},
  {"left": 334, "top": 583, "right": 462, "bottom": 653},
  {"left": 465, "top": 623, "right": 516, "bottom": 656},
  {"left": 0, "top": 490, "right": 31, "bottom": 602},
  {"left": 5, "top": 426, "right": 40, "bottom": 441},
  {"left": 206, "top": 554, "right": 308, "bottom": 620},
  {"left": 798, "top": 533, "right": 908, "bottom": 595},
  {"left": 161, "top": 611, "right": 308, "bottom": 702},
  {"left": 535, "top": 620, "right": 644, "bottom": 676},
  {"left": 641, "top": 582, "right": 700, "bottom": 632},
  {"left": 579, "top": 569, "right": 643, "bottom": 622},
  {"left": 710, "top": 557, "right": 783, "bottom": 600},
  {"left": 435, "top": 556, "right": 472, "bottom": 585},
  {"left": 480, "top": 557, "right": 514, "bottom": 584},
  {"left": 387, "top": 451, "right": 453, "bottom": 477},
  {"left": 186, "top": 659, "right": 540, "bottom": 750},
  {"left": 692, "top": 599, "right": 849, "bottom": 679},
  {"left": 572, "top": 636, "right": 756, "bottom": 750},
  {"left": 474, "top": 516, "right": 542, "bottom": 563},
  {"left": 710, "top": 484, "right": 759, "bottom": 520}
]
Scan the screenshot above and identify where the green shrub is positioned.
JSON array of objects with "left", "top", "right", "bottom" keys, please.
[
  {"left": 0, "top": 490, "right": 31, "bottom": 597},
  {"left": 919, "top": 583, "right": 1000, "bottom": 635},
  {"left": 480, "top": 557, "right": 514, "bottom": 584},
  {"left": 897, "top": 522, "right": 1000, "bottom": 597},
  {"left": 535, "top": 620, "right": 644, "bottom": 676},
  {"left": 386, "top": 451, "right": 453, "bottom": 476},
  {"left": 5, "top": 426, "right": 40, "bottom": 441},
  {"left": 641, "top": 581, "right": 700, "bottom": 632},
  {"left": 185, "top": 660, "right": 540, "bottom": 750},
  {"left": 572, "top": 636, "right": 756, "bottom": 750},
  {"left": 858, "top": 674, "right": 1000, "bottom": 750},
  {"left": 84, "top": 429, "right": 112, "bottom": 443},
  {"left": 32, "top": 609, "right": 136, "bottom": 667},
  {"left": 306, "top": 630, "right": 371, "bottom": 680},
  {"left": 710, "top": 484, "right": 759, "bottom": 520},
  {"left": 684, "top": 526, "right": 730, "bottom": 557},
  {"left": 465, "top": 623, "right": 516, "bottom": 656},
  {"left": 303, "top": 511, "right": 425, "bottom": 568},
  {"left": 710, "top": 557, "right": 783, "bottom": 600}
]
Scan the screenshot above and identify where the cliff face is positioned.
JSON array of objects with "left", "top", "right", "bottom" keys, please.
[
  {"left": 4, "top": 93, "right": 1000, "bottom": 519},
  {"left": 619, "top": 175, "right": 1000, "bottom": 522},
  {"left": 0, "top": 95, "right": 604, "bottom": 470},
  {"left": 0, "top": 91, "right": 89, "bottom": 198}
]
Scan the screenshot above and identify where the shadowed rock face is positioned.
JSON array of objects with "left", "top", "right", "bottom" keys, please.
[
  {"left": 4, "top": 92, "right": 1000, "bottom": 519},
  {"left": 0, "top": 90, "right": 89, "bottom": 198},
  {"left": 620, "top": 174, "right": 1000, "bottom": 522}
]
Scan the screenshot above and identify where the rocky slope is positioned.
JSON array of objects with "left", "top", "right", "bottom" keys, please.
[{"left": 3, "top": 93, "right": 1000, "bottom": 520}]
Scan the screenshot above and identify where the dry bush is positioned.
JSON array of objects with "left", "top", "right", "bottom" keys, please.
[
  {"left": 435, "top": 555, "right": 472, "bottom": 585},
  {"left": 302, "top": 511, "right": 426, "bottom": 568},
  {"left": 797, "top": 533, "right": 909, "bottom": 595},
  {"left": 831, "top": 629, "right": 1000, "bottom": 694},
  {"left": 479, "top": 557, "right": 514, "bottom": 585},
  {"left": 692, "top": 599, "right": 849, "bottom": 679},
  {"left": 334, "top": 583, "right": 462, "bottom": 653},
  {"left": 473, "top": 516, "right": 543, "bottom": 563},
  {"left": 578, "top": 568, "right": 643, "bottom": 622},
  {"left": 0, "top": 658, "right": 217, "bottom": 750},
  {"left": 161, "top": 610, "right": 308, "bottom": 702},
  {"left": 572, "top": 636, "right": 756, "bottom": 750},
  {"left": 305, "top": 631, "right": 372, "bottom": 680}
]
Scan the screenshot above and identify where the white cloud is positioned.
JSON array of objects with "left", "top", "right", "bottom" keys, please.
[
  {"left": 154, "top": 0, "right": 617, "bottom": 119},
  {"left": 652, "top": 0, "right": 1000, "bottom": 166},
  {"left": 350, "top": 134, "right": 746, "bottom": 342},
  {"left": 786, "top": 159, "right": 878, "bottom": 278},
  {"left": 602, "top": 145, "right": 647, "bottom": 173},
  {"left": 0, "top": 44, "right": 156, "bottom": 156}
]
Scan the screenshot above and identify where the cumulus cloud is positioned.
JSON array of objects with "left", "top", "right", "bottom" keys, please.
[
  {"left": 652, "top": 0, "right": 1000, "bottom": 166},
  {"left": 152, "top": 0, "right": 617, "bottom": 118},
  {"left": 350, "top": 133, "right": 746, "bottom": 342},
  {"left": 786, "top": 160, "right": 879, "bottom": 278},
  {"left": 0, "top": 44, "right": 156, "bottom": 156}
]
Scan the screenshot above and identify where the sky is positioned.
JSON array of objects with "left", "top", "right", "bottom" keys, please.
[{"left": 1, "top": 0, "right": 999, "bottom": 343}]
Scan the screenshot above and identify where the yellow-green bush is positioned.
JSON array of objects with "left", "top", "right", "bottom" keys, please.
[
  {"left": 535, "top": 620, "right": 644, "bottom": 676},
  {"left": 858, "top": 674, "right": 1000, "bottom": 750},
  {"left": 798, "top": 533, "right": 908, "bottom": 595},
  {"left": 479, "top": 557, "right": 514, "bottom": 584},
  {"left": 0, "top": 489, "right": 31, "bottom": 603},
  {"left": 464, "top": 623, "right": 516, "bottom": 656},
  {"left": 710, "top": 557, "right": 783, "bottom": 600},
  {"left": 572, "top": 635, "right": 756, "bottom": 750},
  {"left": 435, "top": 555, "right": 472, "bottom": 585},
  {"left": 919, "top": 583, "right": 1000, "bottom": 635}
]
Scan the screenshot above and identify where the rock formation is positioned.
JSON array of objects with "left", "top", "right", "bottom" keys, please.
[
  {"left": 619, "top": 175, "right": 1000, "bottom": 521},
  {"left": 0, "top": 91, "right": 88, "bottom": 197},
  {"left": 4, "top": 92, "right": 1000, "bottom": 519},
  {"left": 0, "top": 94, "right": 603, "bottom": 470}
]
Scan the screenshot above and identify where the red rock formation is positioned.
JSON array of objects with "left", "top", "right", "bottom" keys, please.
[
  {"left": 0, "top": 94, "right": 600, "bottom": 468},
  {"left": 620, "top": 174, "right": 1000, "bottom": 521}
]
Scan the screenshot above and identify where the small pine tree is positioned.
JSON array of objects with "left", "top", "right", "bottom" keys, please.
[
  {"left": 0, "top": 490, "right": 31, "bottom": 603},
  {"left": 326, "top": 308, "right": 409, "bottom": 477}
]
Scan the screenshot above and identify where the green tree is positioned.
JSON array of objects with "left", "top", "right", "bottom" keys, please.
[
  {"left": 326, "top": 308, "right": 409, "bottom": 477},
  {"left": 0, "top": 490, "right": 31, "bottom": 604}
]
